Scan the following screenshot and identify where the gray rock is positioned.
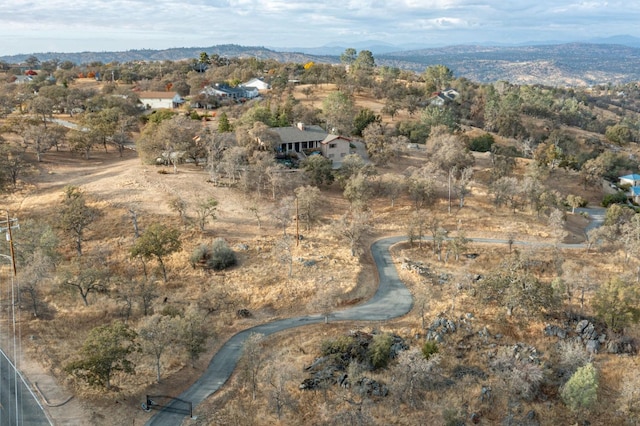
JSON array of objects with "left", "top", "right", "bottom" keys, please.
[
  {"left": 582, "top": 323, "right": 597, "bottom": 340},
  {"left": 585, "top": 339, "right": 600, "bottom": 354},
  {"left": 303, "top": 260, "right": 317, "bottom": 267},
  {"left": 557, "top": 329, "right": 567, "bottom": 339},
  {"left": 236, "top": 308, "right": 252, "bottom": 318},
  {"left": 606, "top": 341, "right": 620, "bottom": 354},
  {"left": 576, "top": 319, "right": 589, "bottom": 334},
  {"left": 236, "top": 243, "right": 249, "bottom": 251},
  {"left": 480, "top": 386, "right": 492, "bottom": 402},
  {"left": 356, "top": 377, "right": 388, "bottom": 397}
]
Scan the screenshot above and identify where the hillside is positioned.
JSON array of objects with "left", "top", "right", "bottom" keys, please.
[
  {"left": 3, "top": 42, "right": 640, "bottom": 86},
  {"left": 1, "top": 64, "right": 640, "bottom": 425}
]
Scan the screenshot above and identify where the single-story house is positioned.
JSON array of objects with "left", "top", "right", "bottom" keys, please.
[
  {"left": 429, "top": 88, "right": 459, "bottom": 107},
  {"left": 321, "top": 135, "right": 352, "bottom": 162},
  {"left": 619, "top": 174, "right": 640, "bottom": 203},
  {"left": 12, "top": 75, "right": 33, "bottom": 84},
  {"left": 272, "top": 123, "right": 329, "bottom": 154},
  {"left": 241, "top": 78, "right": 270, "bottom": 91},
  {"left": 138, "top": 91, "right": 184, "bottom": 109},
  {"left": 201, "top": 84, "right": 259, "bottom": 100},
  {"left": 619, "top": 174, "right": 640, "bottom": 187}
]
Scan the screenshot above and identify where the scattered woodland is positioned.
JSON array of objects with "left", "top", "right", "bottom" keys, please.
[{"left": 1, "top": 51, "right": 640, "bottom": 425}]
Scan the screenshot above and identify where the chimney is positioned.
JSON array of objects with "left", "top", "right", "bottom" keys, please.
[{"left": 296, "top": 122, "right": 305, "bottom": 131}]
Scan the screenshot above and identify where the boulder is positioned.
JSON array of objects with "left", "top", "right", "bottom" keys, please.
[
  {"left": 585, "top": 339, "right": 600, "bottom": 354},
  {"left": 356, "top": 377, "right": 388, "bottom": 397},
  {"left": 236, "top": 308, "right": 252, "bottom": 318},
  {"left": 576, "top": 319, "right": 589, "bottom": 334}
]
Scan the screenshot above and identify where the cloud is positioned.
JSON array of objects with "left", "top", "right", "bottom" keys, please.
[{"left": 1, "top": 0, "right": 640, "bottom": 55}]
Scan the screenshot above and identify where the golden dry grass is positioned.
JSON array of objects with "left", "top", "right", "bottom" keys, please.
[{"left": 0, "top": 82, "right": 637, "bottom": 425}]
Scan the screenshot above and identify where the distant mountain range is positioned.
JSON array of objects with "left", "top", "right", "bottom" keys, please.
[{"left": 3, "top": 38, "right": 640, "bottom": 86}]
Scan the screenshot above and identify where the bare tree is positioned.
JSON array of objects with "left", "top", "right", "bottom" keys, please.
[
  {"left": 618, "top": 367, "right": 640, "bottom": 423},
  {"left": 295, "top": 185, "right": 322, "bottom": 231},
  {"left": 453, "top": 167, "right": 473, "bottom": 209},
  {"left": 382, "top": 174, "right": 405, "bottom": 207},
  {"left": 138, "top": 314, "right": 180, "bottom": 383},
  {"left": 194, "top": 197, "right": 218, "bottom": 232},
  {"left": 242, "top": 333, "right": 266, "bottom": 401},
  {"left": 407, "top": 211, "right": 426, "bottom": 248},
  {"left": 261, "top": 358, "right": 297, "bottom": 420},
  {"left": 274, "top": 235, "right": 294, "bottom": 277},
  {"left": 19, "top": 249, "right": 54, "bottom": 317},
  {"left": 333, "top": 210, "right": 371, "bottom": 256},
  {"left": 490, "top": 176, "right": 520, "bottom": 212},
  {"left": 61, "top": 261, "right": 109, "bottom": 306},
  {"left": 179, "top": 306, "right": 211, "bottom": 367},
  {"left": 548, "top": 208, "right": 568, "bottom": 247},
  {"left": 169, "top": 196, "right": 188, "bottom": 230},
  {"left": 388, "top": 348, "right": 442, "bottom": 409},
  {"left": 58, "top": 185, "right": 99, "bottom": 256},
  {"left": 271, "top": 196, "right": 295, "bottom": 236}
]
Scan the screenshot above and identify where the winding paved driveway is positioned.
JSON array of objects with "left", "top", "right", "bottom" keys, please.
[
  {"left": 147, "top": 214, "right": 604, "bottom": 425},
  {"left": 146, "top": 236, "right": 411, "bottom": 425}
]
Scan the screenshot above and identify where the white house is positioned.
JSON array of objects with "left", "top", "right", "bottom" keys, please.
[
  {"left": 241, "top": 78, "right": 270, "bottom": 91},
  {"left": 619, "top": 174, "right": 640, "bottom": 187},
  {"left": 619, "top": 174, "right": 640, "bottom": 203},
  {"left": 201, "top": 84, "right": 259, "bottom": 100},
  {"left": 138, "top": 91, "right": 184, "bottom": 109},
  {"left": 321, "top": 135, "right": 352, "bottom": 164}
]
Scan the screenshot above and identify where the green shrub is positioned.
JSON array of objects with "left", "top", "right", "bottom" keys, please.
[
  {"left": 189, "top": 238, "right": 237, "bottom": 270},
  {"left": 209, "top": 239, "right": 237, "bottom": 270},
  {"left": 422, "top": 340, "right": 439, "bottom": 360},
  {"left": 369, "top": 333, "right": 394, "bottom": 369},
  {"left": 469, "top": 133, "right": 495, "bottom": 152},
  {"left": 601, "top": 191, "right": 628, "bottom": 207},
  {"left": 320, "top": 335, "right": 355, "bottom": 356},
  {"left": 561, "top": 363, "right": 598, "bottom": 413}
]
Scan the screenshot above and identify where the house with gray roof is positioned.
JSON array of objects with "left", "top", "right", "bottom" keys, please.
[
  {"left": 201, "top": 83, "right": 259, "bottom": 101},
  {"left": 272, "top": 123, "right": 329, "bottom": 154}
]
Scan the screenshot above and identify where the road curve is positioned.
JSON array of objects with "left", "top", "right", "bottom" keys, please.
[
  {"left": 146, "top": 230, "right": 594, "bottom": 425},
  {"left": 146, "top": 236, "right": 412, "bottom": 425}
]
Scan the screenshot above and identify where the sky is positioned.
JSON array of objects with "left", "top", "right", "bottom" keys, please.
[{"left": 2, "top": 1, "right": 640, "bottom": 56}]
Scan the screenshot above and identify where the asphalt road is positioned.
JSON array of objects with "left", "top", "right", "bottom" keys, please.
[
  {"left": 146, "top": 219, "right": 604, "bottom": 425},
  {"left": 146, "top": 236, "right": 412, "bottom": 425},
  {"left": 0, "top": 349, "right": 51, "bottom": 425}
]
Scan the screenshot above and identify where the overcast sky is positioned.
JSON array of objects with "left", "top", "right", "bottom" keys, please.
[{"left": 2, "top": 1, "right": 640, "bottom": 56}]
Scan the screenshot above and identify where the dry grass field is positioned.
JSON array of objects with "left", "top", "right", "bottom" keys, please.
[{"left": 0, "top": 82, "right": 638, "bottom": 425}]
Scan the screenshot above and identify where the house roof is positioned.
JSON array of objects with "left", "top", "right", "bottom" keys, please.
[
  {"left": 321, "top": 134, "right": 351, "bottom": 145},
  {"left": 138, "top": 91, "right": 180, "bottom": 100},
  {"left": 242, "top": 78, "right": 270, "bottom": 89},
  {"left": 620, "top": 174, "right": 640, "bottom": 181},
  {"left": 272, "top": 125, "right": 327, "bottom": 144},
  {"left": 631, "top": 186, "right": 640, "bottom": 196}
]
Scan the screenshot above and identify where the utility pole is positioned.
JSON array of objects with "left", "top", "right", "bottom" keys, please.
[
  {"left": 0, "top": 212, "right": 19, "bottom": 276},
  {"left": 295, "top": 197, "right": 300, "bottom": 247}
]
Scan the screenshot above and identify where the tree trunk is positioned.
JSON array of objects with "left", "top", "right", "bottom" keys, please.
[
  {"left": 75, "top": 235, "right": 83, "bottom": 256},
  {"left": 158, "top": 257, "right": 167, "bottom": 282},
  {"left": 80, "top": 290, "right": 89, "bottom": 306}
]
